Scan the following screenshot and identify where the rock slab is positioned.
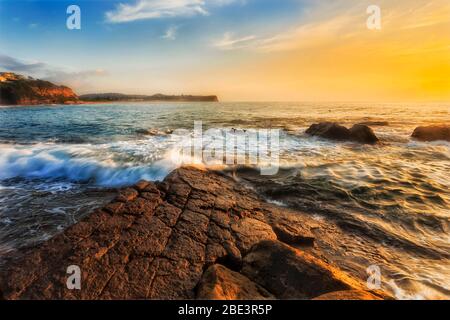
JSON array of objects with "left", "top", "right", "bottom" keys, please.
[{"left": 0, "top": 167, "right": 386, "bottom": 300}]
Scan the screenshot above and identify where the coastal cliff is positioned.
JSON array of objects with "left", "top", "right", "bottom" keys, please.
[
  {"left": 0, "top": 167, "right": 387, "bottom": 300},
  {"left": 0, "top": 72, "right": 219, "bottom": 105},
  {"left": 0, "top": 72, "right": 78, "bottom": 105}
]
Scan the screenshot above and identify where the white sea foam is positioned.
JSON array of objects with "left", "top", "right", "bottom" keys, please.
[
  {"left": 0, "top": 129, "right": 288, "bottom": 187},
  {"left": 0, "top": 142, "right": 178, "bottom": 187}
]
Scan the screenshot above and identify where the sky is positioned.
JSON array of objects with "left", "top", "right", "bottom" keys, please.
[{"left": 0, "top": 0, "right": 449, "bottom": 102}]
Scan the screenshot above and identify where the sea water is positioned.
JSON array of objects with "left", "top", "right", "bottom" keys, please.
[{"left": 0, "top": 102, "right": 448, "bottom": 299}]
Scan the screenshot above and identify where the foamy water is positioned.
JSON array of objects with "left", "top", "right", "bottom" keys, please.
[{"left": 0, "top": 102, "right": 449, "bottom": 299}]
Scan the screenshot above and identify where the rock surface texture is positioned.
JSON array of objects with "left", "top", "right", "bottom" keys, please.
[
  {"left": 0, "top": 167, "right": 387, "bottom": 300},
  {"left": 349, "top": 124, "right": 380, "bottom": 144}
]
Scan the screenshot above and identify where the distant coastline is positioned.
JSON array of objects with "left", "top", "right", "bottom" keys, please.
[
  {"left": 78, "top": 93, "right": 219, "bottom": 103},
  {"left": 0, "top": 72, "right": 219, "bottom": 105}
]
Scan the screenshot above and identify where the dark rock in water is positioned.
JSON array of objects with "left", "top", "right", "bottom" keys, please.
[
  {"left": 0, "top": 167, "right": 388, "bottom": 300},
  {"left": 305, "top": 122, "right": 350, "bottom": 141},
  {"left": 411, "top": 125, "right": 450, "bottom": 142},
  {"left": 306, "top": 122, "right": 379, "bottom": 144},
  {"left": 136, "top": 128, "right": 173, "bottom": 136},
  {"left": 241, "top": 240, "right": 368, "bottom": 299},
  {"left": 136, "top": 128, "right": 157, "bottom": 135},
  {"left": 349, "top": 124, "right": 379, "bottom": 144}
]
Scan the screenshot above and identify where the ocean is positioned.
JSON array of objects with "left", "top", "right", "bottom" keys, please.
[{"left": 0, "top": 102, "right": 449, "bottom": 299}]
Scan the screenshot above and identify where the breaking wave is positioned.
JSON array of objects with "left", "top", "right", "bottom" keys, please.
[{"left": 0, "top": 142, "right": 176, "bottom": 187}]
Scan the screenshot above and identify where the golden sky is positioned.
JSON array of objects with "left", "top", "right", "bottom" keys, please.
[
  {"left": 199, "top": 0, "right": 450, "bottom": 102},
  {"left": 1, "top": 0, "right": 449, "bottom": 102}
]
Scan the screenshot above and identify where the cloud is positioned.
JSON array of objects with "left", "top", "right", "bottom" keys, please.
[
  {"left": 212, "top": 0, "right": 450, "bottom": 53},
  {"left": 0, "top": 55, "right": 46, "bottom": 72},
  {"left": 44, "top": 69, "right": 108, "bottom": 83},
  {"left": 0, "top": 54, "right": 107, "bottom": 89},
  {"left": 259, "top": 0, "right": 450, "bottom": 53},
  {"left": 162, "top": 25, "right": 178, "bottom": 40},
  {"left": 210, "top": 0, "right": 364, "bottom": 52},
  {"left": 253, "top": 14, "right": 359, "bottom": 52},
  {"left": 207, "top": 0, "right": 450, "bottom": 101},
  {"left": 213, "top": 32, "right": 256, "bottom": 50},
  {"left": 106, "top": 0, "right": 208, "bottom": 23},
  {"left": 105, "top": 0, "right": 240, "bottom": 23}
]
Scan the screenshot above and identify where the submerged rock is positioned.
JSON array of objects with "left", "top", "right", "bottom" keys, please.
[
  {"left": 306, "top": 122, "right": 379, "bottom": 144},
  {"left": 411, "top": 125, "right": 450, "bottom": 142},
  {"left": 136, "top": 128, "right": 173, "bottom": 136},
  {"left": 0, "top": 167, "right": 388, "bottom": 300}
]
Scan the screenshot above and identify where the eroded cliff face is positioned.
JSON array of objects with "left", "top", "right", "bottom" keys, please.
[
  {"left": 0, "top": 167, "right": 388, "bottom": 300},
  {"left": 0, "top": 72, "right": 78, "bottom": 105}
]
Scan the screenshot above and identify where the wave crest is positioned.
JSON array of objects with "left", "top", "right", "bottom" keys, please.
[{"left": 0, "top": 143, "right": 176, "bottom": 187}]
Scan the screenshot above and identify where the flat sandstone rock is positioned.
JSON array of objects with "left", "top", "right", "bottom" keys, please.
[{"left": 0, "top": 167, "right": 386, "bottom": 300}]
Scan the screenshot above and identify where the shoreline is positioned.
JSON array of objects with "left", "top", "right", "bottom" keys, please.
[{"left": 0, "top": 166, "right": 389, "bottom": 300}]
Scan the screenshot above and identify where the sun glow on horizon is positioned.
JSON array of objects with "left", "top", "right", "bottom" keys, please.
[{"left": 198, "top": 0, "right": 450, "bottom": 102}]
